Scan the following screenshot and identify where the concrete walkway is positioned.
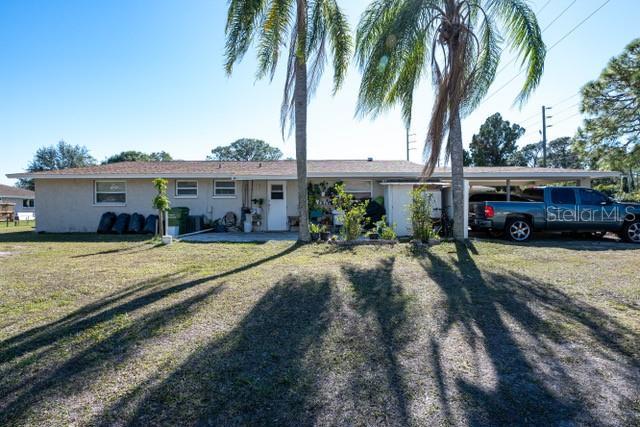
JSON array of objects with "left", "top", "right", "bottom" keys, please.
[{"left": 181, "top": 231, "right": 297, "bottom": 243}]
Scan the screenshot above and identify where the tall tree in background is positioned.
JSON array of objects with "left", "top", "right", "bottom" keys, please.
[
  {"left": 224, "top": 0, "right": 351, "bottom": 242},
  {"left": 104, "top": 151, "right": 173, "bottom": 164},
  {"left": 546, "top": 137, "right": 581, "bottom": 169},
  {"left": 576, "top": 38, "right": 640, "bottom": 189},
  {"left": 356, "top": 0, "right": 545, "bottom": 239},
  {"left": 468, "top": 113, "right": 524, "bottom": 166},
  {"left": 18, "top": 141, "right": 95, "bottom": 190},
  {"left": 207, "top": 139, "right": 283, "bottom": 161},
  {"left": 510, "top": 142, "right": 542, "bottom": 167}
]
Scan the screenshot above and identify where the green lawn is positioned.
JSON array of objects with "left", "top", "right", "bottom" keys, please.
[
  {"left": 0, "top": 221, "right": 35, "bottom": 234},
  {"left": 0, "top": 229, "right": 639, "bottom": 426}
]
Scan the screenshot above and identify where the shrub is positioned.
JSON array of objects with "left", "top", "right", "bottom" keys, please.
[
  {"left": 373, "top": 216, "right": 397, "bottom": 240},
  {"left": 332, "top": 183, "right": 369, "bottom": 241},
  {"left": 409, "top": 187, "right": 435, "bottom": 243},
  {"left": 152, "top": 178, "right": 170, "bottom": 236},
  {"left": 594, "top": 183, "right": 618, "bottom": 197},
  {"left": 617, "top": 191, "right": 640, "bottom": 202},
  {"left": 309, "top": 223, "right": 322, "bottom": 234}
]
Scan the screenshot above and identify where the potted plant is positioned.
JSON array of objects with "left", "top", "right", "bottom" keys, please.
[
  {"left": 319, "top": 224, "right": 331, "bottom": 241},
  {"left": 309, "top": 223, "right": 321, "bottom": 241},
  {"left": 251, "top": 198, "right": 264, "bottom": 214}
]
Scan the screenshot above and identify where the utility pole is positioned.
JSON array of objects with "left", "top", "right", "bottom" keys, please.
[
  {"left": 541, "top": 105, "right": 552, "bottom": 167},
  {"left": 406, "top": 126, "right": 416, "bottom": 161}
]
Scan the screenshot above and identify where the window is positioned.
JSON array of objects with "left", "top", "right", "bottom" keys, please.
[
  {"left": 550, "top": 188, "right": 576, "bottom": 205},
  {"left": 579, "top": 189, "right": 608, "bottom": 205},
  {"left": 469, "top": 193, "right": 533, "bottom": 202},
  {"left": 94, "top": 181, "right": 126, "bottom": 205},
  {"left": 270, "top": 184, "right": 284, "bottom": 200},
  {"left": 344, "top": 180, "right": 372, "bottom": 200},
  {"left": 175, "top": 180, "right": 198, "bottom": 198},
  {"left": 22, "top": 199, "right": 34, "bottom": 208},
  {"left": 213, "top": 180, "right": 236, "bottom": 197}
]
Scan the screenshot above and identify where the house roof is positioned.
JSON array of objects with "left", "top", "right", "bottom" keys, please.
[
  {"left": 0, "top": 183, "right": 35, "bottom": 199},
  {"left": 6, "top": 160, "right": 619, "bottom": 181}
]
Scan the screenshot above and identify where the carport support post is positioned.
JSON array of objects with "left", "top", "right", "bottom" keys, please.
[
  {"left": 463, "top": 180, "right": 469, "bottom": 239},
  {"left": 578, "top": 178, "right": 592, "bottom": 188},
  {"left": 506, "top": 179, "right": 511, "bottom": 201}
]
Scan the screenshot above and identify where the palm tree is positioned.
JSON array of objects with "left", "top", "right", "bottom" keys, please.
[
  {"left": 225, "top": 0, "right": 351, "bottom": 242},
  {"left": 356, "top": 0, "right": 545, "bottom": 240}
]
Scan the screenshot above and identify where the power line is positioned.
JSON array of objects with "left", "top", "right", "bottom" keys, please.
[
  {"left": 536, "top": 0, "right": 553, "bottom": 14},
  {"left": 550, "top": 102, "right": 579, "bottom": 117},
  {"left": 495, "top": 0, "right": 578, "bottom": 76},
  {"left": 551, "top": 92, "right": 580, "bottom": 108},
  {"left": 541, "top": 0, "right": 577, "bottom": 32},
  {"left": 551, "top": 111, "right": 582, "bottom": 122},
  {"left": 483, "top": 0, "right": 611, "bottom": 103},
  {"left": 547, "top": 0, "right": 611, "bottom": 50}
]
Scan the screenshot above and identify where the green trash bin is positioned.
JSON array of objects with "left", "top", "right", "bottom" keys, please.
[{"left": 168, "top": 207, "right": 190, "bottom": 235}]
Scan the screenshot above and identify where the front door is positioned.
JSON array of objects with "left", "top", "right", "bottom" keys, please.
[{"left": 267, "top": 181, "right": 287, "bottom": 231}]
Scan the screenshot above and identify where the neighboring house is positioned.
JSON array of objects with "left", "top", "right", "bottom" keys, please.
[
  {"left": 6, "top": 160, "right": 618, "bottom": 235},
  {"left": 0, "top": 183, "right": 35, "bottom": 219}
]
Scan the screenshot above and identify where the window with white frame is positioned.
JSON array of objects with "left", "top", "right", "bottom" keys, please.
[
  {"left": 94, "top": 181, "right": 126, "bottom": 204},
  {"left": 175, "top": 180, "right": 198, "bottom": 197},
  {"left": 344, "top": 180, "right": 372, "bottom": 200},
  {"left": 213, "top": 180, "right": 236, "bottom": 197},
  {"left": 23, "top": 199, "right": 35, "bottom": 208}
]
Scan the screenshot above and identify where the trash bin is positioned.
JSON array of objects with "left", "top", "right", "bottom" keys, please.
[{"left": 168, "top": 207, "right": 190, "bottom": 235}]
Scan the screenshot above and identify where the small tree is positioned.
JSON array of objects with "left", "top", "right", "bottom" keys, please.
[
  {"left": 332, "top": 183, "right": 368, "bottom": 241},
  {"left": 409, "top": 187, "right": 434, "bottom": 243},
  {"left": 19, "top": 141, "right": 95, "bottom": 190},
  {"left": 152, "top": 178, "right": 170, "bottom": 236},
  {"left": 208, "top": 139, "right": 283, "bottom": 161}
]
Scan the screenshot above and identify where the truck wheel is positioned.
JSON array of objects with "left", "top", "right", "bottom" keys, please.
[
  {"left": 506, "top": 218, "right": 532, "bottom": 242},
  {"left": 622, "top": 221, "right": 640, "bottom": 243}
]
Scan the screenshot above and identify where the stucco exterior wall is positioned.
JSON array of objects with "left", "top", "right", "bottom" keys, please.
[
  {"left": 34, "top": 178, "right": 249, "bottom": 233},
  {"left": 33, "top": 177, "right": 393, "bottom": 233}
]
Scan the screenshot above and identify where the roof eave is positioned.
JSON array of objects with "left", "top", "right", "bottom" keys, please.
[{"left": 6, "top": 171, "right": 424, "bottom": 180}]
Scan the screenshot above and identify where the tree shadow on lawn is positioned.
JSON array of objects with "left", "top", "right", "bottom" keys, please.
[
  {"left": 70, "top": 242, "right": 164, "bottom": 258},
  {"left": 0, "top": 243, "right": 300, "bottom": 365},
  {"left": 421, "top": 242, "right": 640, "bottom": 426},
  {"left": 94, "top": 274, "right": 335, "bottom": 426},
  {"left": 340, "top": 257, "right": 414, "bottom": 425},
  {"left": 0, "top": 282, "right": 227, "bottom": 424},
  {"left": 0, "top": 232, "right": 153, "bottom": 244},
  {"left": 0, "top": 244, "right": 300, "bottom": 424}
]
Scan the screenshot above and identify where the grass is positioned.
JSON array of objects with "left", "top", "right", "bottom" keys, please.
[
  {"left": 0, "top": 221, "right": 35, "bottom": 234},
  {"left": 0, "top": 228, "right": 639, "bottom": 426}
]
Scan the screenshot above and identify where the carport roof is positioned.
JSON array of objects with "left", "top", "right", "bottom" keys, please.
[{"left": 6, "top": 160, "right": 620, "bottom": 180}]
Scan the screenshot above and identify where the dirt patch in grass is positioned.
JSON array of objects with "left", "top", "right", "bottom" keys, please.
[{"left": 0, "top": 231, "right": 638, "bottom": 426}]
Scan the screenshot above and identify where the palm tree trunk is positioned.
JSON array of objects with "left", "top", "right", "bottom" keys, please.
[
  {"left": 295, "top": 0, "right": 310, "bottom": 242},
  {"left": 449, "top": 106, "right": 466, "bottom": 240}
]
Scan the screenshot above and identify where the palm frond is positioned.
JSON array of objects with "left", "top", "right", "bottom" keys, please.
[
  {"left": 355, "top": 0, "right": 436, "bottom": 120},
  {"left": 322, "top": 0, "right": 352, "bottom": 93},
  {"left": 280, "top": 29, "right": 298, "bottom": 137},
  {"left": 257, "top": 0, "right": 294, "bottom": 80},
  {"left": 489, "top": 0, "right": 546, "bottom": 104},
  {"left": 225, "top": 0, "right": 267, "bottom": 74},
  {"left": 461, "top": 17, "right": 502, "bottom": 113}
]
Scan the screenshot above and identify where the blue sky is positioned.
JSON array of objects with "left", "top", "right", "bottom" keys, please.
[{"left": 1, "top": 0, "right": 638, "bottom": 185}]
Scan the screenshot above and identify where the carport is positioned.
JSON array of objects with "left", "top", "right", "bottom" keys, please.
[{"left": 382, "top": 167, "right": 621, "bottom": 237}]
